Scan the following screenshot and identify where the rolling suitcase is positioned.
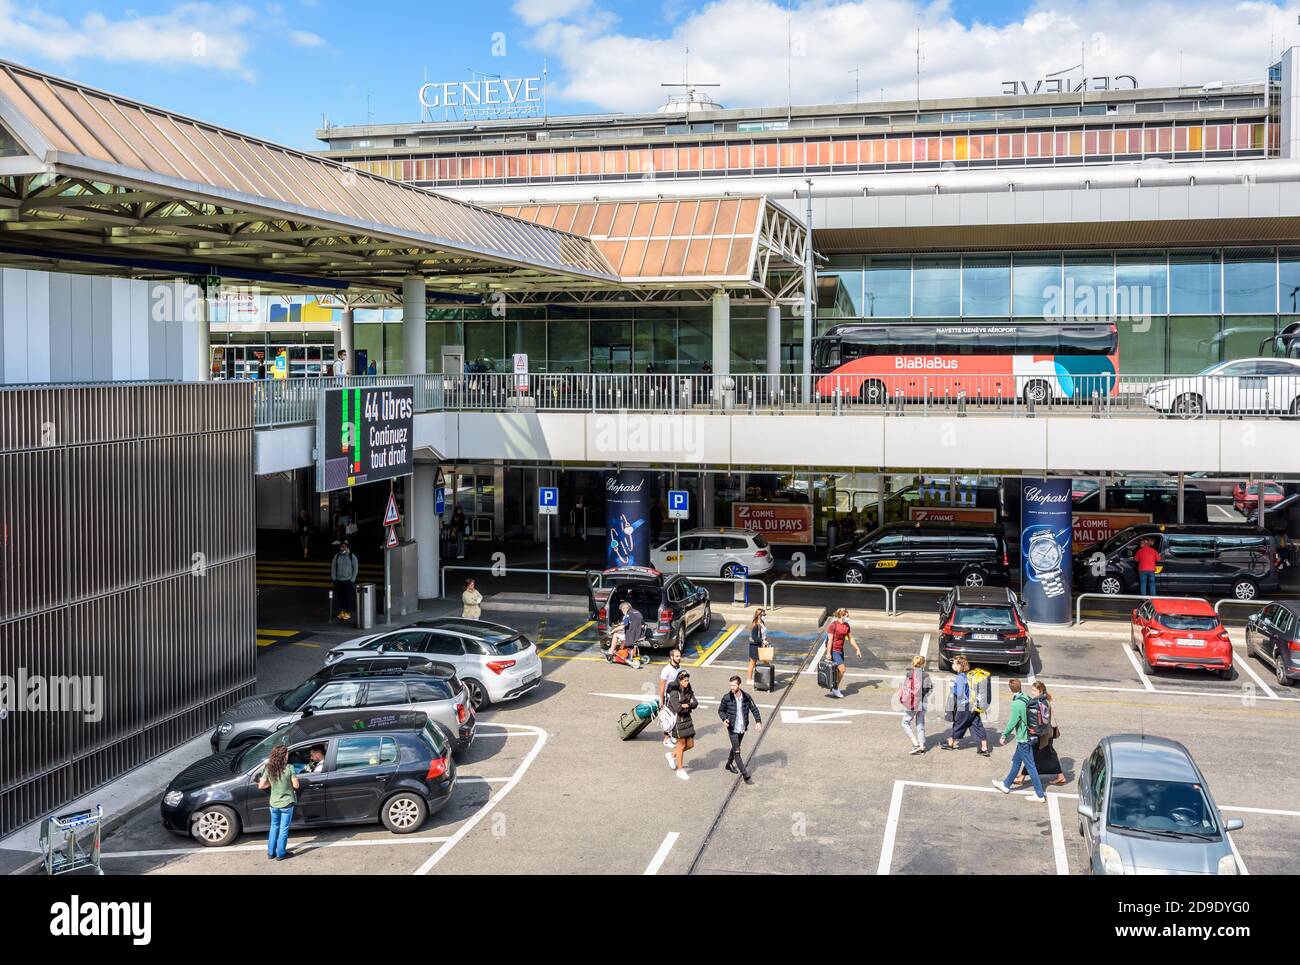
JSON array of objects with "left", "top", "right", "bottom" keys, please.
[
  {"left": 755, "top": 662, "right": 776, "bottom": 692},
  {"left": 617, "top": 707, "right": 654, "bottom": 741},
  {"left": 816, "top": 659, "right": 836, "bottom": 690}
]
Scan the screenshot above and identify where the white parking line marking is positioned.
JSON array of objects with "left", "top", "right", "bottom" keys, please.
[
  {"left": 644, "top": 831, "right": 680, "bottom": 874},
  {"left": 591, "top": 691, "right": 900, "bottom": 718},
  {"left": 1121, "top": 641, "right": 1156, "bottom": 692},
  {"left": 1047, "top": 794, "right": 1070, "bottom": 875},
  {"left": 1228, "top": 833, "right": 1250, "bottom": 875},
  {"left": 918, "top": 633, "right": 930, "bottom": 660},
  {"left": 876, "top": 780, "right": 905, "bottom": 876},
  {"left": 102, "top": 836, "right": 452, "bottom": 859},
  {"left": 1230, "top": 638, "right": 1278, "bottom": 699},
  {"left": 700, "top": 624, "right": 741, "bottom": 667},
  {"left": 413, "top": 723, "right": 548, "bottom": 876}
]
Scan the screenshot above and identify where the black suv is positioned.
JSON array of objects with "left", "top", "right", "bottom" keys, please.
[
  {"left": 163, "top": 711, "right": 456, "bottom": 847},
  {"left": 586, "top": 566, "right": 712, "bottom": 650},
  {"left": 826, "top": 522, "right": 1010, "bottom": 588},
  {"left": 937, "top": 586, "right": 1032, "bottom": 670},
  {"left": 1074, "top": 524, "right": 1279, "bottom": 601},
  {"left": 1244, "top": 601, "right": 1300, "bottom": 687}
]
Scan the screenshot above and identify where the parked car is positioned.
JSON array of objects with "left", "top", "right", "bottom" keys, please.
[
  {"left": 936, "top": 586, "right": 1031, "bottom": 671},
  {"left": 1232, "top": 480, "right": 1285, "bottom": 514},
  {"left": 1072, "top": 480, "right": 1208, "bottom": 525},
  {"left": 1077, "top": 734, "right": 1243, "bottom": 875},
  {"left": 826, "top": 521, "right": 1010, "bottom": 588},
  {"left": 1075, "top": 524, "right": 1279, "bottom": 601},
  {"left": 163, "top": 710, "right": 456, "bottom": 847},
  {"left": 1143, "top": 357, "right": 1300, "bottom": 418},
  {"left": 1184, "top": 472, "right": 1241, "bottom": 501},
  {"left": 585, "top": 566, "right": 711, "bottom": 650},
  {"left": 324, "top": 618, "right": 542, "bottom": 710},
  {"left": 1130, "top": 598, "right": 1233, "bottom": 679},
  {"left": 211, "top": 656, "right": 475, "bottom": 755},
  {"left": 1244, "top": 601, "right": 1300, "bottom": 687},
  {"left": 650, "top": 527, "right": 773, "bottom": 578}
]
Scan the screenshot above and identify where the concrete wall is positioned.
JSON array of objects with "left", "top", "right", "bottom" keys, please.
[
  {"left": 256, "top": 410, "right": 1300, "bottom": 476},
  {"left": 0, "top": 268, "right": 199, "bottom": 384}
]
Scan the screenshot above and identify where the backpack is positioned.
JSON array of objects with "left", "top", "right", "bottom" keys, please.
[
  {"left": 897, "top": 669, "right": 922, "bottom": 712},
  {"left": 1027, "top": 695, "right": 1053, "bottom": 739},
  {"left": 967, "top": 668, "right": 992, "bottom": 712}
]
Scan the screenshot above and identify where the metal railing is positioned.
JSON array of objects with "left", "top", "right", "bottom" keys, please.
[
  {"left": 769, "top": 578, "right": 888, "bottom": 613},
  {"left": 1213, "top": 598, "right": 1274, "bottom": 618},
  {"left": 248, "top": 371, "right": 1300, "bottom": 427},
  {"left": 1074, "top": 592, "right": 1209, "bottom": 626},
  {"left": 890, "top": 584, "right": 961, "bottom": 615},
  {"left": 439, "top": 564, "right": 588, "bottom": 601}
]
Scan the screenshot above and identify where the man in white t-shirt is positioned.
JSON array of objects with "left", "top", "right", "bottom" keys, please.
[
  {"left": 332, "top": 350, "right": 349, "bottom": 377},
  {"left": 659, "top": 648, "right": 683, "bottom": 747}
]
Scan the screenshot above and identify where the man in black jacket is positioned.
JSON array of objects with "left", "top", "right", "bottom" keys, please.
[{"left": 718, "top": 676, "right": 763, "bottom": 783}]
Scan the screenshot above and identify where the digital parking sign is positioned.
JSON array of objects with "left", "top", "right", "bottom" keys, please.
[{"left": 316, "top": 385, "right": 414, "bottom": 492}]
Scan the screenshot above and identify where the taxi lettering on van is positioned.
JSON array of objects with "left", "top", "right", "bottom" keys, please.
[{"left": 875, "top": 559, "right": 899, "bottom": 568}]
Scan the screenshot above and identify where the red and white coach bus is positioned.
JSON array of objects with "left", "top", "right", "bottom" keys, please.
[{"left": 812, "top": 321, "right": 1120, "bottom": 405}]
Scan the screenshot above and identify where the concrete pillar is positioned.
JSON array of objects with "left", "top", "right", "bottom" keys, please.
[
  {"left": 412, "top": 461, "right": 440, "bottom": 599},
  {"left": 700, "top": 472, "right": 715, "bottom": 527},
  {"left": 195, "top": 280, "right": 212, "bottom": 382},
  {"left": 711, "top": 289, "right": 730, "bottom": 402},
  {"left": 766, "top": 302, "right": 781, "bottom": 397},
  {"left": 402, "top": 276, "right": 426, "bottom": 375},
  {"left": 340, "top": 306, "right": 355, "bottom": 374}
]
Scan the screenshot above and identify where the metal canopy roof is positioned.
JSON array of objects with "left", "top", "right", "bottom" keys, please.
[
  {"left": 491, "top": 197, "right": 808, "bottom": 304},
  {"left": 0, "top": 59, "right": 618, "bottom": 295}
]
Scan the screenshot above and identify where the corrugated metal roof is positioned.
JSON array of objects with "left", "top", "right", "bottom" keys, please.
[{"left": 0, "top": 59, "right": 617, "bottom": 285}]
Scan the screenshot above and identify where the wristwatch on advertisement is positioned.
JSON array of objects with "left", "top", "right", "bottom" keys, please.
[{"left": 1027, "top": 529, "right": 1066, "bottom": 599}]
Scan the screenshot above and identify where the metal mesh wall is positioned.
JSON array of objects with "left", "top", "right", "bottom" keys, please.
[{"left": 0, "top": 382, "right": 256, "bottom": 837}]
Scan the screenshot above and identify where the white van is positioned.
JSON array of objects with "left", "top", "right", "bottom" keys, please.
[{"left": 650, "top": 527, "right": 774, "bottom": 577}]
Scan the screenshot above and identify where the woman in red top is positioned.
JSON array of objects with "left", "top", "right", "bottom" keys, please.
[{"left": 1134, "top": 537, "right": 1161, "bottom": 598}]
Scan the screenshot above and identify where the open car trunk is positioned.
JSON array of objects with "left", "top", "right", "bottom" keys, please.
[{"left": 587, "top": 572, "right": 661, "bottom": 639}]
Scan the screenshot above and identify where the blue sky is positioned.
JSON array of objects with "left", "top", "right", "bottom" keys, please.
[{"left": 0, "top": 0, "right": 1287, "bottom": 149}]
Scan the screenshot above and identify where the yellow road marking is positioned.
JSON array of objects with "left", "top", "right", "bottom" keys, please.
[
  {"left": 694, "top": 624, "right": 741, "bottom": 667},
  {"left": 539, "top": 620, "right": 594, "bottom": 657},
  {"left": 256, "top": 628, "right": 299, "bottom": 637}
]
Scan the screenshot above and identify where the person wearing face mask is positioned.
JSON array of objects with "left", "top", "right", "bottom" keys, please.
[{"left": 331, "top": 541, "right": 358, "bottom": 621}]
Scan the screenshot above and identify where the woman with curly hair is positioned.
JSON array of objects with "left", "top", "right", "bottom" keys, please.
[{"left": 257, "top": 744, "right": 300, "bottom": 860}]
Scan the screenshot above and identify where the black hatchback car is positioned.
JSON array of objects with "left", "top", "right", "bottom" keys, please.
[
  {"left": 826, "top": 522, "right": 1010, "bottom": 588},
  {"left": 1244, "top": 601, "right": 1300, "bottom": 687},
  {"left": 585, "top": 566, "right": 712, "bottom": 650},
  {"left": 936, "top": 586, "right": 1032, "bottom": 671},
  {"left": 162, "top": 710, "right": 456, "bottom": 847},
  {"left": 1074, "top": 524, "right": 1279, "bottom": 601}
]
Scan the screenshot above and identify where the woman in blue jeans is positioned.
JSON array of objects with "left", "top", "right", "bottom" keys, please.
[{"left": 257, "top": 744, "right": 299, "bottom": 861}]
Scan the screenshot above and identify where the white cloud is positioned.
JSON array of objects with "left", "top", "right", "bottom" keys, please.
[
  {"left": 512, "top": 0, "right": 596, "bottom": 27},
  {"left": 521, "top": 0, "right": 1295, "bottom": 112},
  {"left": 288, "top": 29, "right": 326, "bottom": 47}
]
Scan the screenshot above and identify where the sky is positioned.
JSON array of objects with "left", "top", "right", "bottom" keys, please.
[{"left": 0, "top": 0, "right": 1296, "bottom": 150}]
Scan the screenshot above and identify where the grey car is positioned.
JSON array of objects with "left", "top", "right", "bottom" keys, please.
[
  {"left": 1077, "top": 734, "right": 1243, "bottom": 875},
  {"left": 210, "top": 656, "right": 475, "bottom": 757}
]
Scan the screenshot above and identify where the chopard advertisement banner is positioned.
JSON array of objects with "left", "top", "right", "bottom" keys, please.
[
  {"left": 604, "top": 471, "right": 649, "bottom": 568},
  {"left": 1020, "top": 478, "right": 1074, "bottom": 625}
]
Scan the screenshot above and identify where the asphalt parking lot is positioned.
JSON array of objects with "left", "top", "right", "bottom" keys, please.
[{"left": 96, "top": 604, "right": 1300, "bottom": 876}]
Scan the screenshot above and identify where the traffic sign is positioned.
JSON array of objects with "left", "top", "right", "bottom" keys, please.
[
  {"left": 538, "top": 486, "right": 559, "bottom": 516},
  {"left": 383, "top": 492, "right": 401, "bottom": 526},
  {"left": 668, "top": 489, "right": 689, "bottom": 520},
  {"left": 435, "top": 486, "right": 445, "bottom": 515},
  {"left": 385, "top": 525, "right": 398, "bottom": 548}
]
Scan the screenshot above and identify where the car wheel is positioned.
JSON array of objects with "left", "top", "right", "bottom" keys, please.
[
  {"left": 1219, "top": 665, "right": 1235, "bottom": 681},
  {"left": 191, "top": 805, "right": 240, "bottom": 847},
  {"left": 1288, "top": 397, "right": 1300, "bottom": 419},
  {"left": 703, "top": 602, "right": 712, "bottom": 627},
  {"left": 1099, "top": 576, "right": 1123, "bottom": 595},
  {"left": 720, "top": 562, "right": 741, "bottom": 578},
  {"left": 843, "top": 566, "right": 867, "bottom": 585},
  {"left": 1275, "top": 647, "right": 1292, "bottom": 687},
  {"left": 1231, "top": 579, "right": 1257, "bottom": 601},
  {"left": 962, "top": 569, "right": 987, "bottom": 588},
  {"left": 1023, "top": 379, "right": 1051, "bottom": 406},
  {"left": 861, "top": 379, "right": 887, "bottom": 405},
  {"left": 1144, "top": 649, "right": 1159, "bottom": 675},
  {"left": 381, "top": 792, "right": 428, "bottom": 833},
  {"left": 1171, "top": 393, "right": 1205, "bottom": 418},
  {"left": 464, "top": 677, "right": 489, "bottom": 710},
  {"left": 228, "top": 735, "right": 262, "bottom": 754}
]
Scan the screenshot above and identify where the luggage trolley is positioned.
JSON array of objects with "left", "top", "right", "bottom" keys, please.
[{"left": 39, "top": 805, "right": 105, "bottom": 875}]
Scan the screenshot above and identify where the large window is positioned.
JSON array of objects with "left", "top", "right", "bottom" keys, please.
[
  {"left": 465, "top": 320, "right": 504, "bottom": 372},
  {"left": 546, "top": 318, "right": 587, "bottom": 373},
  {"left": 1116, "top": 315, "right": 1167, "bottom": 373},
  {"left": 590, "top": 319, "right": 632, "bottom": 372},
  {"left": 1170, "top": 251, "right": 1221, "bottom": 314},
  {"left": 1115, "top": 253, "right": 1168, "bottom": 319},
  {"left": 634, "top": 315, "right": 678, "bottom": 372},
  {"left": 863, "top": 257, "right": 911, "bottom": 317},
  {"left": 1064, "top": 255, "right": 1113, "bottom": 318},
  {"left": 1012, "top": 254, "right": 1062, "bottom": 318},
  {"left": 1223, "top": 248, "right": 1276, "bottom": 313},
  {"left": 962, "top": 256, "right": 1010, "bottom": 316},
  {"left": 912, "top": 256, "right": 961, "bottom": 316},
  {"left": 1167, "top": 316, "right": 1221, "bottom": 372},
  {"left": 506, "top": 319, "right": 546, "bottom": 372}
]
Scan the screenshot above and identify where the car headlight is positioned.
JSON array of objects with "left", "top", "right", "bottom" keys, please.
[
  {"left": 1099, "top": 843, "right": 1126, "bottom": 875},
  {"left": 163, "top": 791, "right": 185, "bottom": 808},
  {"left": 216, "top": 722, "right": 233, "bottom": 735},
  {"left": 1218, "top": 853, "right": 1239, "bottom": 875}
]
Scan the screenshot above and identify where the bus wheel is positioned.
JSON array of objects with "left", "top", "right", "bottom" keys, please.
[
  {"left": 860, "top": 380, "right": 887, "bottom": 405},
  {"left": 1022, "top": 380, "right": 1051, "bottom": 406}
]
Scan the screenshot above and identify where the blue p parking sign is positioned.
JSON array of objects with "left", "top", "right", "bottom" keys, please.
[
  {"left": 668, "top": 489, "right": 689, "bottom": 520},
  {"left": 538, "top": 486, "right": 558, "bottom": 516}
]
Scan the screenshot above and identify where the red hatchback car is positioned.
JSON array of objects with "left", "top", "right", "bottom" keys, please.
[
  {"left": 1232, "top": 480, "right": 1284, "bottom": 514},
  {"left": 1130, "top": 599, "right": 1233, "bottom": 679}
]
